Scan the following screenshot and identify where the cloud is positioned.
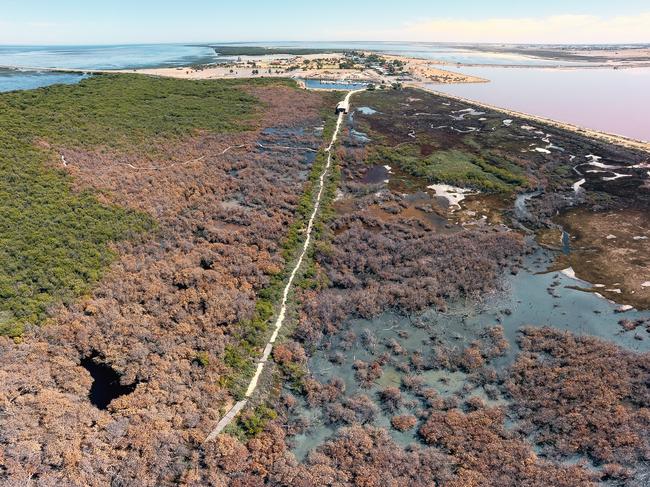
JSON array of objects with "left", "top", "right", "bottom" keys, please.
[
  {"left": 2, "top": 11, "right": 649, "bottom": 46},
  {"left": 339, "top": 13, "right": 650, "bottom": 44}
]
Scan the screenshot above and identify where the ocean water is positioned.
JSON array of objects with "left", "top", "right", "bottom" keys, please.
[
  {"left": 0, "top": 68, "right": 87, "bottom": 93},
  {"left": 0, "top": 42, "right": 590, "bottom": 81},
  {"left": 0, "top": 44, "right": 219, "bottom": 92},
  {"left": 430, "top": 66, "right": 650, "bottom": 142},
  {"left": 0, "top": 44, "right": 218, "bottom": 70}
]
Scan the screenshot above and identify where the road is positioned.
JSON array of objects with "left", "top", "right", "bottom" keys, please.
[{"left": 205, "top": 89, "right": 361, "bottom": 442}]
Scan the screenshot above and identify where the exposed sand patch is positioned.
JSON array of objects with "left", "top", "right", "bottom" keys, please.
[
  {"left": 59, "top": 51, "right": 486, "bottom": 88},
  {"left": 572, "top": 178, "right": 586, "bottom": 192},
  {"left": 382, "top": 54, "right": 487, "bottom": 84},
  {"left": 561, "top": 267, "right": 578, "bottom": 279},
  {"left": 427, "top": 184, "right": 477, "bottom": 210}
]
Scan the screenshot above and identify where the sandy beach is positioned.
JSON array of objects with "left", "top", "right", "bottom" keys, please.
[
  {"left": 58, "top": 51, "right": 486, "bottom": 86},
  {"left": 382, "top": 54, "right": 487, "bottom": 83}
]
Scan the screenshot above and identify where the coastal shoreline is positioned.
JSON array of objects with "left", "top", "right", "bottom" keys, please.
[
  {"left": 427, "top": 61, "right": 650, "bottom": 70},
  {"left": 30, "top": 62, "right": 486, "bottom": 86},
  {"left": 409, "top": 82, "right": 650, "bottom": 152},
  {"left": 5, "top": 57, "right": 648, "bottom": 152}
]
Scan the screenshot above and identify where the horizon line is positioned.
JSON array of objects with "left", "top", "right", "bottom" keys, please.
[{"left": 1, "top": 40, "right": 650, "bottom": 48}]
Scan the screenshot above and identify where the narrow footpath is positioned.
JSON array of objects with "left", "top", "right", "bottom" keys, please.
[{"left": 205, "top": 89, "right": 360, "bottom": 442}]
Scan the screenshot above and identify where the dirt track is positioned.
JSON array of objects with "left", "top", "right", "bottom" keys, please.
[{"left": 205, "top": 89, "right": 361, "bottom": 442}]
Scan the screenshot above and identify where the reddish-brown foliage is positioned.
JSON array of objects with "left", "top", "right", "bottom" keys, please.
[
  {"left": 419, "top": 407, "right": 597, "bottom": 486},
  {"left": 0, "top": 84, "right": 329, "bottom": 485},
  {"left": 296, "top": 218, "right": 523, "bottom": 344},
  {"left": 506, "top": 327, "right": 650, "bottom": 468},
  {"left": 390, "top": 414, "right": 417, "bottom": 432}
]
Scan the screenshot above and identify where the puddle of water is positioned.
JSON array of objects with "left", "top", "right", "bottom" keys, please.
[
  {"left": 450, "top": 108, "right": 485, "bottom": 120},
  {"left": 561, "top": 230, "right": 571, "bottom": 254},
  {"left": 400, "top": 205, "right": 450, "bottom": 231},
  {"left": 357, "top": 106, "right": 378, "bottom": 115},
  {"left": 302, "top": 79, "right": 368, "bottom": 91},
  {"left": 262, "top": 127, "right": 306, "bottom": 137},
  {"left": 514, "top": 190, "right": 541, "bottom": 221},
  {"left": 360, "top": 165, "right": 389, "bottom": 184},
  {"left": 350, "top": 129, "right": 371, "bottom": 143}
]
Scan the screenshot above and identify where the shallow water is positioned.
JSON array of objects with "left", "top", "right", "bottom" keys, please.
[
  {"left": 0, "top": 69, "right": 87, "bottom": 92},
  {"left": 257, "top": 125, "right": 321, "bottom": 177},
  {"left": 289, "top": 243, "right": 650, "bottom": 457},
  {"left": 360, "top": 165, "right": 389, "bottom": 184},
  {"left": 0, "top": 44, "right": 220, "bottom": 92},
  {"left": 302, "top": 79, "right": 367, "bottom": 91},
  {"left": 430, "top": 66, "right": 650, "bottom": 141},
  {"left": 0, "top": 44, "right": 218, "bottom": 70},
  {"left": 514, "top": 190, "right": 541, "bottom": 222}
]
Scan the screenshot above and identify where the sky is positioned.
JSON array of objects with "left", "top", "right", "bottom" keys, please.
[{"left": 1, "top": 0, "right": 649, "bottom": 45}]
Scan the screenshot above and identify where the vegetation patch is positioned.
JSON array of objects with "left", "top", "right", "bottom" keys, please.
[
  {"left": 225, "top": 403, "right": 278, "bottom": 440},
  {"left": 0, "top": 74, "right": 291, "bottom": 151},
  {"left": 368, "top": 145, "right": 526, "bottom": 192},
  {"left": 218, "top": 92, "right": 341, "bottom": 400},
  {"left": 0, "top": 74, "right": 287, "bottom": 335},
  {"left": 0, "top": 155, "right": 152, "bottom": 335}
]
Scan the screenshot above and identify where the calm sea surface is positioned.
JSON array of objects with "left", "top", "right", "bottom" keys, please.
[
  {"left": 0, "top": 44, "right": 217, "bottom": 70},
  {"left": 0, "top": 69, "right": 86, "bottom": 92},
  {"left": 0, "top": 44, "right": 217, "bottom": 92}
]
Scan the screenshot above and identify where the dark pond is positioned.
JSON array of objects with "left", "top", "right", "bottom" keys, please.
[
  {"left": 81, "top": 355, "right": 137, "bottom": 410},
  {"left": 360, "top": 164, "right": 389, "bottom": 184}
]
